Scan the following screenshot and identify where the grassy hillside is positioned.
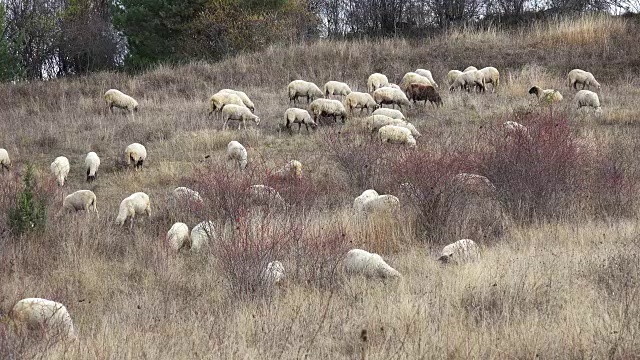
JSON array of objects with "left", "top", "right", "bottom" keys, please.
[{"left": 1, "top": 14, "right": 640, "bottom": 359}]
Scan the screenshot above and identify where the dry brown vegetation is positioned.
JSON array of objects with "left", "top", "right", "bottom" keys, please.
[{"left": 2, "top": 14, "right": 640, "bottom": 359}]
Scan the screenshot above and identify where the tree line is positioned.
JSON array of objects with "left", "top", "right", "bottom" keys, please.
[{"left": 0, "top": 0, "right": 633, "bottom": 82}]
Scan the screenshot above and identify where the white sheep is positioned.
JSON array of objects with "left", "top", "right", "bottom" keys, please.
[
  {"left": 447, "top": 70, "right": 463, "bottom": 85},
  {"left": 85, "top": 151, "right": 100, "bottom": 182},
  {"left": 323, "top": 81, "right": 352, "bottom": 97},
  {"left": 247, "top": 184, "right": 286, "bottom": 207},
  {"left": 168, "top": 186, "right": 204, "bottom": 211},
  {"left": 262, "top": 261, "right": 285, "bottom": 285},
  {"left": 438, "top": 239, "right": 480, "bottom": 264},
  {"left": 399, "top": 72, "right": 433, "bottom": 93},
  {"left": 166, "top": 222, "right": 190, "bottom": 251},
  {"left": 104, "top": 89, "right": 138, "bottom": 114},
  {"left": 288, "top": 80, "right": 324, "bottom": 104},
  {"left": 378, "top": 125, "right": 417, "bottom": 147},
  {"left": 382, "top": 83, "right": 402, "bottom": 90},
  {"left": 568, "top": 69, "right": 601, "bottom": 90},
  {"left": 115, "top": 192, "right": 151, "bottom": 228},
  {"left": 218, "top": 89, "right": 255, "bottom": 111},
  {"left": 478, "top": 67, "right": 500, "bottom": 93},
  {"left": 227, "top": 141, "right": 248, "bottom": 170},
  {"left": 271, "top": 160, "right": 302, "bottom": 181},
  {"left": 372, "top": 87, "right": 412, "bottom": 110},
  {"left": 125, "top": 143, "right": 147, "bottom": 170},
  {"left": 221, "top": 104, "right": 260, "bottom": 131},
  {"left": 283, "top": 108, "right": 317, "bottom": 134},
  {"left": 353, "top": 189, "right": 380, "bottom": 213},
  {"left": 190, "top": 220, "right": 216, "bottom": 252},
  {"left": 344, "top": 92, "right": 379, "bottom": 114},
  {"left": 503, "top": 121, "right": 530, "bottom": 139},
  {"left": 415, "top": 69, "right": 438, "bottom": 88},
  {"left": 361, "top": 194, "right": 400, "bottom": 215},
  {"left": 463, "top": 66, "right": 478, "bottom": 73},
  {"left": 343, "top": 249, "right": 401, "bottom": 279},
  {"left": 59, "top": 190, "right": 98, "bottom": 215},
  {"left": 50, "top": 156, "right": 70, "bottom": 187},
  {"left": 0, "top": 148, "right": 11, "bottom": 172},
  {"left": 309, "top": 98, "right": 348, "bottom": 123},
  {"left": 575, "top": 89, "right": 601, "bottom": 112},
  {"left": 367, "top": 73, "right": 389, "bottom": 93},
  {"left": 209, "top": 92, "right": 245, "bottom": 115},
  {"left": 372, "top": 108, "right": 405, "bottom": 120},
  {"left": 449, "top": 70, "right": 485, "bottom": 92},
  {"left": 8, "top": 298, "right": 77, "bottom": 341},
  {"left": 366, "top": 115, "right": 421, "bottom": 138},
  {"left": 528, "top": 86, "right": 563, "bottom": 104}
]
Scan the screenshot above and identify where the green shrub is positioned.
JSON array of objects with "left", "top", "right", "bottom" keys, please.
[{"left": 8, "top": 164, "right": 47, "bottom": 235}]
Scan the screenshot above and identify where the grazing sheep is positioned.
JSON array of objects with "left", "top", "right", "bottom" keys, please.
[
  {"left": 447, "top": 70, "right": 463, "bottom": 85},
  {"left": 449, "top": 70, "right": 485, "bottom": 93},
  {"left": 166, "top": 222, "right": 189, "bottom": 251},
  {"left": 361, "top": 194, "right": 400, "bottom": 215},
  {"left": 190, "top": 220, "right": 216, "bottom": 252},
  {"left": 8, "top": 298, "right": 77, "bottom": 341},
  {"left": 283, "top": 108, "right": 317, "bottom": 134},
  {"left": 415, "top": 69, "right": 439, "bottom": 88},
  {"left": 568, "top": 69, "right": 601, "bottom": 90},
  {"left": 271, "top": 160, "right": 302, "bottom": 181},
  {"left": 50, "top": 156, "right": 70, "bottom": 187},
  {"left": 366, "top": 115, "right": 421, "bottom": 138},
  {"left": 309, "top": 98, "right": 348, "bottom": 124},
  {"left": 372, "top": 108, "right": 405, "bottom": 120},
  {"left": 323, "top": 81, "right": 352, "bottom": 97},
  {"left": 263, "top": 261, "right": 285, "bottom": 285},
  {"left": 399, "top": 72, "right": 433, "bottom": 93},
  {"left": 463, "top": 66, "right": 478, "bottom": 73},
  {"left": 59, "top": 190, "right": 98, "bottom": 215},
  {"left": 503, "top": 121, "right": 530, "bottom": 140},
  {"left": 209, "top": 92, "right": 245, "bottom": 115},
  {"left": 247, "top": 184, "right": 286, "bottom": 207},
  {"left": 221, "top": 104, "right": 260, "bottom": 131},
  {"left": 0, "top": 148, "right": 11, "bottom": 172},
  {"left": 115, "top": 192, "right": 151, "bottom": 228},
  {"left": 85, "top": 151, "right": 100, "bottom": 182},
  {"left": 288, "top": 80, "right": 324, "bottom": 104},
  {"left": 438, "top": 239, "right": 480, "bottom": 264},
  {"left": 168, "top": 186, "right": 204, "bottom": 211},
  {"left": 451, "top": 173, "right": 496, "bottom": 194},
  {"left": 378, "top": 125, "right": 417, "bottom": 147},
  {"left": 575, "top": 90, "right": 601, "bottom": 111},
  {"left": 382, "top": 83, "right": 401, "bottom": 90},
  {"left": 343, "top": 249, "right": 401, "bottom": 279},
  {"left": 372, "top": 87, "right": 412, "bottom": 110},
  {"left": 406, "top": 83, "right": 443, "bottom": 107},
  {"left": 218, "top": 89, "right": 255, "bottom": 111},
  {"left": 344, "top": 92, "right": 379, "bottom": 114},
  {"left": 227, "top": 141, "right": 248, "bottom": 170},
  {"left": 353, "top": 189, "right": 380, "bottom": 213},
  {"left": 528, "top": 86, "right": 563, "bottom": 104},
  {"left": 478, "top": 67, "right": 500, "bottom": 93},
  {"left": 367, "top": 73, "right": 389, "bottom": 93},
  {"left": 125, "top": 143, "right": 147, "bottom": 170},
  {"left": 104, "top": 89, "right": 138, "bottom": 114}
]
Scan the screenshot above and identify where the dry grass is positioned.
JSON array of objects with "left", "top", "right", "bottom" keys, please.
[{"left": 1, "top": 15, "right": 640, "bottom": 359}]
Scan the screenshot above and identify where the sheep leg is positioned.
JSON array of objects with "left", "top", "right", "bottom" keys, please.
[
  {"left": 305, "top": 123, "right": 310, "bottom": 133},
  {"left": 298, "top": 123, "right": 302, "bottom": 133}
]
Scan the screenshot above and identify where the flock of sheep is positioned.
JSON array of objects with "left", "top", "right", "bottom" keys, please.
[{"left": 0, "top": 65, "right": 603, "bottom": 342}]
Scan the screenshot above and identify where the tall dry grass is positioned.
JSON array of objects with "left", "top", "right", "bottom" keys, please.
[{"left": 1, "top": 15, "right": 640, "bottom": 359}]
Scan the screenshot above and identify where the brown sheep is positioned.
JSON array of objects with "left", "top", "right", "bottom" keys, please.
[{"left": 407, "top": 83, "right": 443, "bottom": 107}]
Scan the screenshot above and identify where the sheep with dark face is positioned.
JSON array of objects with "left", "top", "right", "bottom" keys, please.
[
  {"left": 125, "top": 143, "right": 147, "bottom": 170},
  {"left": 438, "top": 239, "right": 480, "bottom": 264},
  {"left": 529, "top": 86, "right": 563, "bottom": 104}
]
